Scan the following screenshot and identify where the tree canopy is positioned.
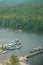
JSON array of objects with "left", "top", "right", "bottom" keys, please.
[
  {"left": 0, "top": 3, "right": 43, "bottom": 32},
  {"left": 6, "top": 54, "right": 19, "bottom": 65}
]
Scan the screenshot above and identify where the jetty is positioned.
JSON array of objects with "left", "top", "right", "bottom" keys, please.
[
  {"left": 25, "top": 50, "right": 43, "bottom": 58},
  {"left": 18, "top": 50, "right": 43, "bottom": 65},
  {"left": 0, "top": 50, "right": 43, "bottom": 65}
]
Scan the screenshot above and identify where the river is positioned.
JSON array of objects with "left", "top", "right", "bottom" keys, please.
[{"left": 0, "top": 29, "right": 43, "bottom": 65}]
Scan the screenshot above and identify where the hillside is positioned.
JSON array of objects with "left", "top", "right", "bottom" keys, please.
[{"left": 0, "top": 3, "right": 43, "bottom": 32}]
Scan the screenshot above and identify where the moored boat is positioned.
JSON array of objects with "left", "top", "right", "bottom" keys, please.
[
  {"left": 0, "top": 39, "right": 23, "bottom": 50},
  {"left": 2, "top": 50, "right": 7, "bottom": 54},
  {"left": 7, "top": 45, "right": 23, "bottom": 50},
  {"left": 15, "top": 45, "right": 23, "bottom": 49},
  {"left": 30, "top": 46, "right": 43, "bottom": 53},
  {"left": 15, "top": 30, "right": 22, "bottom": 32},
  {"left": 0, "top": 50, "right": 7, "bottom": 54}
]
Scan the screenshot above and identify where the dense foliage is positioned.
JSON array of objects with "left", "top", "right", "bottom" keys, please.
[
  {"left": 6, "top": 54, "right": 19, "bottom": 65},
  {"left": 0, "top": 3, "right": 43, "bottom": 32}
]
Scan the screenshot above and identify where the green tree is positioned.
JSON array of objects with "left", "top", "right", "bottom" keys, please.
[{"left": 9, "top": 54, "right": 19, "bottom": 65}]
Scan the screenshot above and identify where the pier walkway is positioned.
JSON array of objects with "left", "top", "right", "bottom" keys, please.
[{"left": 25, "top": 50, "right": 43, "bottom": 58}]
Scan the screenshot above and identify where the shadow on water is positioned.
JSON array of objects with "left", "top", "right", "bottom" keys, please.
[{"left": 28, "top": 53, "right": 43, "bottom": 65}]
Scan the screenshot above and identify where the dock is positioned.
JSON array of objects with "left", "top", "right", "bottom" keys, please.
[
  {"left": 0, "top": 50, "right": 43, "bottom": 65},
  {"left": 25, "top": 50, "right": 43, "bottom": 58}
]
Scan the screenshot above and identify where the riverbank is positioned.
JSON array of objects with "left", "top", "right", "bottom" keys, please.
[
  {"left": 0, "top": 50, "right": 43, "bottom": 65},
  {"left": 0, "top": 56, "right": 28, "bottom": 65},
  {"left": 19, "top": 62, "right": 28, "bottom": 65}
]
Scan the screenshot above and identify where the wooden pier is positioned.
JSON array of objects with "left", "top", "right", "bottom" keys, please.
[{"left": 25, "top": 50, "right": 43, "bottom": 58}]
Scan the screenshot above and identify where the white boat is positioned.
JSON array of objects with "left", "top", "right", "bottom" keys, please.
[
  {"left": 0, "top": 39, "right": 23, "bottom": 50},
  {"left": 15, "top": 45, "right": 23, "bottom": 49},
  {"left": 8, "top": 46, "right": 16, "bottom": 50},
  {"left": 8, "top": 43, "right": 15, "bottom": 46},
  {"left": 7, "top": 45, "right": 23, "bottom": 50},
  {"left": 15, "top": 30, "right": 22, "bottom": 32},
  {"left": 2, "top": 50, "right": 7, "bottom": 54},
  {"left": 30, "top": 46, "right": 43, "bottom": 53},
  {"left": 0, "top": 50, "right": 7, "bottom": 54}
]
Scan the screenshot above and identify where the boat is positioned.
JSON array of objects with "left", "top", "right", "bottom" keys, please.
[
  {"left": 15, "top": 45, "right": 23, "bottom": 49},
  {"left": 30, "top": 46, "right": 43, "bottom": 53},
  {"left": 2, "top": 50, "right": 7, "bottom": 54},
  {"left": 0, "top": 39, "right": 23, "bottom": 50},
  {"left": 0, "top": 50, "right": 7, "bottom": 54},
  {"left": 8, "top": 47, "right": 15, "bottom": 50},
  {"left": 15, "top": 30, "right": 22, "bottom": 32},
  {"left": 8, "top": 43, "right": 15, "bottom": 46},
  {"left": 15, "top": 39, "right": 21, "bottom": 45},
  {"left": 7, "top": 45, "right": 23, "bottom": 50}
]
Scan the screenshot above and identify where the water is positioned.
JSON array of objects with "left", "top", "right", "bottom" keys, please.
[
  {"left": 28, "top": 53, "right": 43, "bottom": 65},
  {"left": 0, "top": 30, "right": 43, "bottom": 65}
]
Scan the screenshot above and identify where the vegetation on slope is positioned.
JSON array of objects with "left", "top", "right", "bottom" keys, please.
[
  {"left": 0, "top": 3, "right": 43, "bottom": 32},
  {"left": 6, "top": 54, "right": 19, "bottom": 65}
]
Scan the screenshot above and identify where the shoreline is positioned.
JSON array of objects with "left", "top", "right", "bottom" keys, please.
[{"left": 0, "top": 56, "right": 29, "bottom": 65}]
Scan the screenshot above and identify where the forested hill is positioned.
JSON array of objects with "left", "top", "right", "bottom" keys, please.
[
  {"left": 0, "top": 3, "right": 43, "bottom": 32},
  {"left": 0, "top": 0, "right": 43, "bottom": 5}
]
